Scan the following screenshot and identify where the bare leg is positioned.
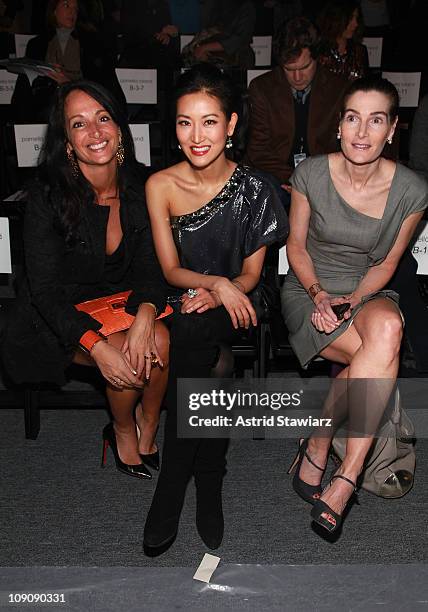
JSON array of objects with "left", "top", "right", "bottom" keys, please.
[
  {"left": 73, "top": 331, "right": 142, "bottom": 464},
  {"left": 315, "top": 299, "right": 403, "bottom": 523},
  {"left": 297, "top": 324, "right": 361, "bottom": 488},
  {"left": 135, "top": 321, "right": 170, "bottom": 455},
  {"left": 73, "top": 322, "right": 169, "bottom": 465}
]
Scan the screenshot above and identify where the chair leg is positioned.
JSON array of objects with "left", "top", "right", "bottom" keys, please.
[
  {"left": 259, "top": 322, "right": 270, "bottom": 379},
  {"left": 24, "top": 388, "right": 40, "bottom": 440}
]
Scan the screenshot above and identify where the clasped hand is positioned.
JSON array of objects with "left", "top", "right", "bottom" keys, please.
[
  {"left": 311, "top": 292, "right": 359, "bottom": 334},
  {"left": 180, "top": 279, "right": 257, "bottom": 329},
  {"left": 91, "top": 311, "right": 161, "bottom": 388}
]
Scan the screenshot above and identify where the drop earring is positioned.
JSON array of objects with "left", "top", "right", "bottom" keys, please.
[
  {"left": 116, "top": 131, "right": 125, "bottom": 166},
  {"left": 226, "top": 136, "right": 233, "bottom": 149},
  {"left": 387, "top": 137, "right": 393, "bottom": 145},
  {"left": 177, "top": 144, "right": 182, "bottom": 150},
  {"left": 336, "top": 131, "right": 341, "bottom": 140},
  {"left": 67, "top": 148, "right": 80, "bottom": 177}
]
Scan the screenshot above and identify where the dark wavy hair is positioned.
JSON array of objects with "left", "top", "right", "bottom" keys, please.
[
  {"left": 273, "top": 16, "right": 320, "bottom": 66},
  {"left": 341, "top": 76, "right": 400, "bottom": 121},
  {"left": 37, "top": 79, "right": 136, "bottom": 244},
  {"left": 317, "top": 0, "right": 363, "bottom": 45},
  {"left": 173, "top": 63, "right": 248, "bottom": 161}
]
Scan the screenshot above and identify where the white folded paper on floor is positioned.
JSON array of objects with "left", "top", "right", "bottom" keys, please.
[{"left": 193, "top": 553, "right": 220, "bottom": 583}]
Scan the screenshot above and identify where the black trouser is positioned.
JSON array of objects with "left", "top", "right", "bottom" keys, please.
[
  {"left": 162, "top": 307, "right": 243, "bottom": 480},
  {"left": 146, "top": 307, "right": 245, "bottom": 533}
]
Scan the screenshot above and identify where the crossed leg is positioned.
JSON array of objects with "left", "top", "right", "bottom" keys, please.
[
  {"left": 298, "top": 297, "right": 403, "bottom": 523},
  {"left": 73, "top": 321, "right": 169, "bottom": 465}
]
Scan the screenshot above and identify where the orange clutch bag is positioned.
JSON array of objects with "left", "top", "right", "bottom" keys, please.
[{"left": 75, "top": 291, "right": 172, "bottom": 336}]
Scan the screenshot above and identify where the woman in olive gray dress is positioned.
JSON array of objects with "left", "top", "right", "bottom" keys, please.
[{"left": 281, "top": 76, "right": 428, "bottom": 534}]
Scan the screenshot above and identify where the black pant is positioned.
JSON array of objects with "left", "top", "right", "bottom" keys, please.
[{"left": 162, "top": 307, "right": 243, "bottom": 479}]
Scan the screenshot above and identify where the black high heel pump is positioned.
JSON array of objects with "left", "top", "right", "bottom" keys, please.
[
  {"left": 101, "top": 423, "right": 152, "bottom": 479},
  {"left": 310, "top": 474, "right": 357, "bottom": 533},
  {"left": 140, "top": 449, "right": 160, "bottom": 471},
  {"left": 287, "top": 438, "right": 326, "bottom": 505}
]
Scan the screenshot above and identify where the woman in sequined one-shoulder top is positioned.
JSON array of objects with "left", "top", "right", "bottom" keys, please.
[{"left": 142, "top": 63, "right": 288, "bottom": 555}]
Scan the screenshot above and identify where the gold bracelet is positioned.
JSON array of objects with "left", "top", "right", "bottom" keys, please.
[
  {"left": 140, "top": 302, "right": 157, "bottom": 316},
  {"left": 307, "top": 282, "right": 324, "bottom": 301}
]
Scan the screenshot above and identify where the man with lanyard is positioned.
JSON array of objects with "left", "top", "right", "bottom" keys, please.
[{"left": 245, "top": 16, "right": 349, "bottom": 197}]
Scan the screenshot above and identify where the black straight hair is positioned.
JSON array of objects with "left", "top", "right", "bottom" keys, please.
[{"left": 173, "top": 63, "right": 248, "bottom": 161}]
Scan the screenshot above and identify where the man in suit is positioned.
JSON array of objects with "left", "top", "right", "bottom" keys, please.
[{"left": 245, "top": 16, "right": 349, "bottom": 190}]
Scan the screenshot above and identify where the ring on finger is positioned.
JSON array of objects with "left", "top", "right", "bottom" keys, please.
[{"left": 150, "top": 352, "right": 159, "bottom": 366}]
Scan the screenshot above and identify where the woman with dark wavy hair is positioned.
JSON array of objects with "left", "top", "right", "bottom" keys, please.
[
  {"left": 317, "top": 0, "right": 369, "bottom": 81},
  {"left": 2, "top": 80, "right": 169, "bottom": 479}
]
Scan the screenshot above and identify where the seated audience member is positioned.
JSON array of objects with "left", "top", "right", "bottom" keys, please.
[
  {"left": 119, "top": 0, "right": 180, "bottom": 68},
  {"left": 11, "top": 0, "right": 125, "bottom": 122},
  {"left": 181, "top": 0, "right": 256, "bottom": 69},
  {"left": 245, "top": 17, "right": 349, "bottom": 191},
  {"left": 163, "top": 0, "right": 202, "bottom": 36},
  {"left": 143, "top": 64, "right": 288, "bottom": 554},
  {"left": 282, "top": 76, "right": 427, "bottom": 534},
  {"left": 409, "top": 94, "right": 428, "bottom": 181},
  {"left": 317, "top": 0, "right": 369, "bottom": 81},
  {"left": 2, "top": 80, "right": 169, "bottom": 480}
]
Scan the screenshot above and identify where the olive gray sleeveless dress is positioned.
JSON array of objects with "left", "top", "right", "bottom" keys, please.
[{"left": 281, "top": 155, "right": 428, "bottom": 368}]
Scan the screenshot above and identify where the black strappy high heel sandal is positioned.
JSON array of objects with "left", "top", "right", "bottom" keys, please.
[
  {"left": 310, "top": 474, "right": 357, "bottom": 533},
  {"left": 287, "top": 438, "right": 326, "bottom": 505}
]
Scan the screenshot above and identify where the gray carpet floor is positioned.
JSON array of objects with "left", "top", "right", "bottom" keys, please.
[{"left": 1, "top": 405, "right": 427, "bottom": 567}]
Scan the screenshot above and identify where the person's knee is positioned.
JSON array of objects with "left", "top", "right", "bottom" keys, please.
[{"left": 366, "top": 311, "right": 403, "bottom": 357}]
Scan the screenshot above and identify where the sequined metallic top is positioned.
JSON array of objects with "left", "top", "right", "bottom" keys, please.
[
  {"left": 170, "top": 165, "right": 288, "bottom": 279},
  {"left": 318, "top": 41, "right": 369, "bottom": 81}
]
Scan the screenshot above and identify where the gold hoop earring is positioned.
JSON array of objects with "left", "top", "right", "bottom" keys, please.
[
  {"left": 116, "top": 134, "right": 125, "bottom": 166},
  {"left": 67, "top": 148, "right": 80, "bottom": 177},
  {"left": 226, "top": 136, "right": 233, "bottom": 149}
]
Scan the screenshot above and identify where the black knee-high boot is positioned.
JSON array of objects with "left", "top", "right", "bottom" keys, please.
[
  {"left": 144, "top": 309, "right": 236, "bottom": 554},
  {"left": 194, "top": 437, "right": 229, "bottom": 549}
]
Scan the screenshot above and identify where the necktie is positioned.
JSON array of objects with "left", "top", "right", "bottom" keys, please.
[{"left": 295, "top": 90, "right": 304, "bottom": 104}]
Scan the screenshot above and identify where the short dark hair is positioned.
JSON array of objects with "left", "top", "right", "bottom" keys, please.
[
  {"left": 317, "top": 0, "right": 362, "bottom": 45},
  {"left": 341, "top": 76, "right": 400, "bottom": 121},
  {"left": 273, "top": 17, "right": 320, "bottom": 66}
]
